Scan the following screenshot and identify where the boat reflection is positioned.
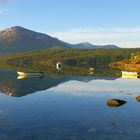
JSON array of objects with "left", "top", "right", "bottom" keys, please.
[
  {"left": 88, "top": 67, "right": 94, "bottom": 75},
  {"left": 107, "top": 99, "right": 127, "bottom": 107},
  {"left": 17, "top": 75, "right": 27, "bottom": 80}
]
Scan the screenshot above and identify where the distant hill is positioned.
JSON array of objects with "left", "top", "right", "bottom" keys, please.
[
  {"left": 76, "top": 42, "right": 119, "bottom": 49},
  {"left": 0, "top": 26, "right": 120, "bottom": 54}
]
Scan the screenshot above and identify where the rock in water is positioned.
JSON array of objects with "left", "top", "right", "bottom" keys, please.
[
  {"left": 107, "top": 99, "right": 126, "bottom": 107},
  {"left": 136, "top": 96, "right": 140, "bottom": 102}
]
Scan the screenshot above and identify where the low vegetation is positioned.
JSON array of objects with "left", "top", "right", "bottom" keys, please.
[
  {"left": 0, "top": 48, "right": 140, "bottom": 74},
  {"left": 110, "top": 51, "right": 140, "bottom": 71}
]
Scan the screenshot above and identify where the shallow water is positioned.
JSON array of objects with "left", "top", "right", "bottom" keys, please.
[{"left": 0, "top": 69, "right": 140, "bottom": 140}]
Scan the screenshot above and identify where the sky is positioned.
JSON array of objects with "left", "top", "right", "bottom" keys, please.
[{"left": 0, "top": 0, "right": 140, "bottom": 48}]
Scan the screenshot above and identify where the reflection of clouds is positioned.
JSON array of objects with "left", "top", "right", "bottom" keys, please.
[
  {"left": 0, "top": 108, "right": 10, "bottom": 116},
  {"left": 0, "top": 109, "right": 4, "bottom": 114},
  {"left": 48, "top": 78, "right": 140, "bottom": 97}
]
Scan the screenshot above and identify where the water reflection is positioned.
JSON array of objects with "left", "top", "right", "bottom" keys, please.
[
  {"left": 0, "top": 68, "right": 140, "bottom": 100},
  {"left": 0, "top": 72, "right": 69, "bottom": 97},
  {"left": 0, "top": 68, "right": 140, "bottom": 139},
  {"left": 0, "top": 67, "right": 120, "bottom": 97}
]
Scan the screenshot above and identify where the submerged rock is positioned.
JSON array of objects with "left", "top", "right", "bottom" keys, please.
[
  {"left": 136, "top": 96, "right": 140, "bottom": 102},
  {"left": 107, "top": 99, "right": 127, "bottom": 107}
]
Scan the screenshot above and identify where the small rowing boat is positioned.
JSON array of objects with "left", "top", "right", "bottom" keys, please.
[
  {"left": 121, "top": 71, "right": 138, "bottom": 78},
  {"left": 17, "top": 71, "right": 27, "bottom": 76},
  {"left": 17, "top": 71, "right": 44, "bottom": 76},
  {"left": 17, "top": 71, "right": 44, "bottom": 80}
]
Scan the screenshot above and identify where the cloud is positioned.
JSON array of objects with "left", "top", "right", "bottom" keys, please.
[
  {"left": 0, "top": 8, "right": 9, "bottom": 15},
  {"left": 50, "top": 27, "right": 140, "bottom": 48}
]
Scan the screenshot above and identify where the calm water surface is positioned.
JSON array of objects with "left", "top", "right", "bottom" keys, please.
[{"left": 0, "top": 69, "right": 140, "bottom": 140}]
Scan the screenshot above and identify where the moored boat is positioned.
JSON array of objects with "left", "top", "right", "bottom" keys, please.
[
  {"left": 121, "top": 71, "right": 138, "bottom": 78},
  {"left": 17, "top": 71, "right": 44, "bottom": 80},
  {"left": 17, "top": 71, "right": 44, "bottom": 76},
  {"left": 17, "top": 71, "right": 27, "bottom": 76}
]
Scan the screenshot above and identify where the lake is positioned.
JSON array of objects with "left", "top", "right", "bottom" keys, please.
[{"left": 0, "top": 68, "right": 140, "bottom": 140}]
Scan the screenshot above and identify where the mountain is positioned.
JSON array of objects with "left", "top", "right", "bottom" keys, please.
[
  {"left": 0, "top": 26, "right": 70, "bottom": 54},
  {"left": 0, "top": 26, "right": 120, "bottom": 54},
  {"left": 76, "top": 42, "right": 119, "bottom": 49}
]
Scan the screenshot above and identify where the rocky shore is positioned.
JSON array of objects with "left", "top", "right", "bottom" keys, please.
[{"left": 110, "top": 61, "right": 140, "bottom": 72}]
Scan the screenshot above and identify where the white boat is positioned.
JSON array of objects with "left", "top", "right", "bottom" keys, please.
[
  {"left": 121, "top": 71, "right": 138, "bottom": 78},
  {"left": 17, "top": 71, "right": 44, "bottom": 76},
  {"left": 17, "top": 71, "right": 27, "bottom": 76}
]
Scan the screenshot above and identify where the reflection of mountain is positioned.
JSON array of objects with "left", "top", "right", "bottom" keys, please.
[
  {"left": 0, "top": 69, "right": 67, "bottom": 97},
  {"left": 0, "top": 69, "right": 120, "bottom": 97}
]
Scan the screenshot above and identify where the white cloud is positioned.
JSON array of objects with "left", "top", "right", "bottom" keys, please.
[
  {"left": 50, "top": 27, "right": 140, "bottom": 48},
  {"left": 0, "top": 8, "right": 9, "bottom": 15}
]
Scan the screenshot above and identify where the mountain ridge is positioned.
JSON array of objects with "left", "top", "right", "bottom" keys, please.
[
  {"left": 0, "top": 26, "right": 120, "bottom": 54},
  {"left": 76, "top": 42, "right": 119, "bottom": 49}
]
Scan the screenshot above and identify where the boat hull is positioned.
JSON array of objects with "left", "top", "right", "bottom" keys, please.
[
  {"left": 121, "top": 71, "right": 138, "bottom": 78},
  {"left": 17, "top": 71, "right": 43, "bottom": 76}
]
